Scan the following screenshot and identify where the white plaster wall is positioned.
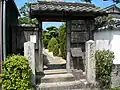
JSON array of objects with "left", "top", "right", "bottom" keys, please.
[{"left": 94, "top": 30, "right": 120, "bottom": 64}]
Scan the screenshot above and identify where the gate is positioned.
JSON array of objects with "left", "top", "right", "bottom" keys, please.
[{"left": 70, "top": 20, "right": 90, "bottom": 71}]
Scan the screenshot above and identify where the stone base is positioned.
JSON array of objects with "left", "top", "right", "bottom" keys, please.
[{"left": 111, "top": 64, "right": 120, "bottom": 88}]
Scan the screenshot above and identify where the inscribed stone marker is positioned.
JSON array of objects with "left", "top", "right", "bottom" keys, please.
[
  {"left": 24, "top": 41, "right": 36, "bottom": 85},
  {"left": 85, "top": 40, "right": 96, "bottom": 83}
]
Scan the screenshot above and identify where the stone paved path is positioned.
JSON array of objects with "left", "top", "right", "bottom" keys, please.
[{"left": 43, "top": 49, "right": 66, "bottom": 68}]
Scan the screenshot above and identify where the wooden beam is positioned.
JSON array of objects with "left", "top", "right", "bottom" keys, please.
[{"left": 36, "top": 15, "right": 95, "bottom": 22}]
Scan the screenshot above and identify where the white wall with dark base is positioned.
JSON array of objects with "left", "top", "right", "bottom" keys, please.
[{"left": 94, "top": 29, "right": 120, "bottom": 88}]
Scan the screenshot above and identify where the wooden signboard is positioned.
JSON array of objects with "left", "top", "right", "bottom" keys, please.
[{"left": 71, "top": 48, "right": 84, "bottom": 58}]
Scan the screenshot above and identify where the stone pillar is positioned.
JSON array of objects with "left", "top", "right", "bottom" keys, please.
[
  {"left": 24, "top": 41, "right": 36, "bottom": 85},
  {"left": 111, "top": 64, "right": 120, "bottom": 88},
  {"left": 38, "top": 21, "right": 43, "bottom": 72},
  {"left": 85, "top": 40, "right": 96, "bottom": 83},
  {"left": 66, "top": 21, "right": 71, "bottom": 71}
]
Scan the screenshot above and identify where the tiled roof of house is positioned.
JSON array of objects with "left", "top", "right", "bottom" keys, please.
[{"left": 100, "top": 4, "right": 120, "bottom": 13}]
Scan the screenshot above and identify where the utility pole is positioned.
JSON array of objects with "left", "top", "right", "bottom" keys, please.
[{"left": 0, "top": 0, "right": 3, "bottom": 73}]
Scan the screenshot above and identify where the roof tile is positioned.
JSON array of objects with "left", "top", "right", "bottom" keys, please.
[{"left": 30, "top": 1, "right": 105, "bottom": 13}]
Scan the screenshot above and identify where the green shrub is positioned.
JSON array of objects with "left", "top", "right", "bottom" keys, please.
[
  {"left": 1, "top": 55, "right": 33, "bottom": 90},
  {"left": 60, "top": 42, "right": 66, "bottom": 59},
  {"left": 95, "top": 50, "right": 114, "bottom": 89},
  {"left": 43, "top": 38, "right": 49, "bottom": 49},
  {"left": 53, "top": 44, "right": 59, "bottom": 56},
  {"left": 111, "top": 87, "right": 120, "bottom": 90},
  {"left": 47, "top": 38, "right": 58, "bottom": 52}
]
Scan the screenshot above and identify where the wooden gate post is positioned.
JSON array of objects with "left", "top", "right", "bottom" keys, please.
[
  {"left": 38, "top": 21, "right": 43, "bottom": 72},
  {"left": 66, "top": 20, "right": 71, "bottom": 71}
]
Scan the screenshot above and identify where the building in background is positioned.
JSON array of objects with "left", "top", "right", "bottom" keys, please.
[
  {"left": 0, "top": 0, "right": 19, "bottom": 72},
  {"left": 94, "top": 4, "right": 120, "bottom": 87}
]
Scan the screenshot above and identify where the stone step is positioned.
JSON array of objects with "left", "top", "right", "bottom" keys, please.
[
  {"left": 41, "top": 73, "right": 75, "bottom": 83},
  {"left": 36, "top": 80, "right": 98, "bottom": 90},
  {"left": 37, "top": 80, "right": 84, "bottom": 90},
  {"left": 46, "top": 64, "right": 66, "bottom": 69},
  {"left": 71, "top": 69, "right": 85, "bottom": 80},
  {"left": 44, "top": 69, "right": 67, "bottom": 75}
]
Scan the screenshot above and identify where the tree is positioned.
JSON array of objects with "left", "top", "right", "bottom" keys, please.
[
  {"left": 18, "top": 17, "right": 38, "bottom": 25},
  {"left": 59, "top": 24, "right": 66, "bottom": 59},
  {"left": 19, "top": 3, "right": 30, "bottom": 17},
  {"left": 19, "top": 2, "right": 38, "bottom": 25},
  {"left": 47, "top": 38, "right": 58, "bottom": 52},
  {"left": 46, "top": 26, "right": 59, "bottom": 38},
  {"left": 42, "top": 26, "right": 59, "bottom": 49}
]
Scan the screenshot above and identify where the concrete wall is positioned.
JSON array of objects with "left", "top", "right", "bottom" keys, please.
[{"left": 94, "top": 30, "right": 120, "bottom": 64}]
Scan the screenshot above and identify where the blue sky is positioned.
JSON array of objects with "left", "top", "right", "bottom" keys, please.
[{"left": 15, "top": 0, "right": 119, "bottom": 30}]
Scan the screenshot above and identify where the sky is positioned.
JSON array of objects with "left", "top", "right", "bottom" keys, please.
[{"left": 15, "top": 0, "right": 120, "bottom": 30}]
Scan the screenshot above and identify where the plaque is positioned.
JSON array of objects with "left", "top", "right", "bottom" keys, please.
[{"left": 71, "top": 48, "right": 84, "bottom": 58}]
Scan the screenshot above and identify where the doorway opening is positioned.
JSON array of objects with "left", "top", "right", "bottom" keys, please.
[{"left": 42, "top": 22, "right": 67, "bottom": 70}]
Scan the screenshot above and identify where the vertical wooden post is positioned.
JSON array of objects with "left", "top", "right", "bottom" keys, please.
[
  {"left": 38, "top": 21, "right": 43, "bottom": 72},
  {"left": 87, "top": 20, "right": 94, "bottom": 40},
  {"left": 66, "top": 20, "right": 71, "bottom": 71}
]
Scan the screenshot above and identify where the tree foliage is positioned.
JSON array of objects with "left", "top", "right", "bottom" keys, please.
[
  {"left": 47, "top": 26, "right": 59, "bottom": 38},
  {"left": 19, "top": 17, "right": 38, "bottom": 25},
  {"left": 43, "top": 38, "right": 49, "bottom": 49},
  {"left": 42, "top": 26, "right": 59, "bottom": 48},
  {"left": 53, "top": 44, "right": 59, "bottom": 56},
  {"left": 19, "top": 3, "right": 30, "bottom": 17},
  {"left": 19, "top": 2, "right": 38, "bottom": 25},
  {"left": 48, "top": 38, "right": 58, "bottom": 52},
  {"left": 59, "top": 24, "right": 66, "bottom": 59}
]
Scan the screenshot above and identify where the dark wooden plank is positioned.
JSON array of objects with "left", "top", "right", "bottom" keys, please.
[{"left": 71, "top": 32, "right": 89, "bottom": 43}]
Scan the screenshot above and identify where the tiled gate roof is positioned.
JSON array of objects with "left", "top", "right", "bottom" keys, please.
[{"left": 30, "top": 1, "right": 107, "bottom": 18}]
